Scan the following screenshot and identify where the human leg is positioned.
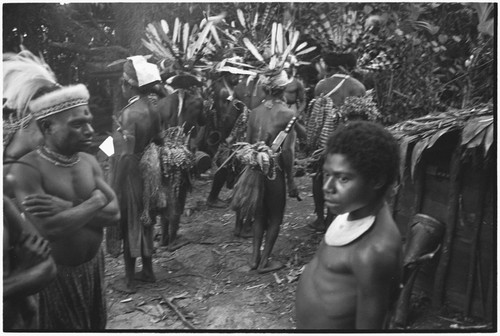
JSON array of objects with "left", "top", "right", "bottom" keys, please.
[
  {"left": 309, "top": 169, "right": 327, "bottom": 232},
  {"left": 250, "top": 212, "right": 265, "bottom": 270},
  {"left": 257, "top": 175, "right": 286, "bottom": 273},
  {"left": 123, "top": 235, "right": 137, "bottom": 292},
  {"left": 136, "top": 225, "right": 156, "bottom": 283},
  {"left": 234, "top": 210, "right": 253, "bottom": 238},
  {"left": 207, "top": 167, "right": 229, "bottom": 208}
]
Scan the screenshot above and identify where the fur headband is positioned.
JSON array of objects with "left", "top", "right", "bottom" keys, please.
[{"left": 30, "top": 84, "right": 90, "bottom": 120}]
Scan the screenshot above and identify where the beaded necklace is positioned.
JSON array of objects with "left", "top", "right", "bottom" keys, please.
[{"left": 37, "top": 145, "right": 80, "bottom": 167}]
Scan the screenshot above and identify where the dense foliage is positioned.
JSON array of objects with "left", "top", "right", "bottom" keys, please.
[{"left": 3, "top": 3, "right": 495, "bottom": 125}]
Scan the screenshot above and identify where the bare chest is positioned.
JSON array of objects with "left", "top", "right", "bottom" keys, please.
[
  {"left": 39, "top": 160, "right": 96, "bottom": 202},
  {"left": 317, "top": 241, "right": 355, "bottom": 274}
]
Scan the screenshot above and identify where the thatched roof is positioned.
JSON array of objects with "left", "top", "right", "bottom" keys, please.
[{"left": 388, "top": 103, "right": 494, "bottom": 178}]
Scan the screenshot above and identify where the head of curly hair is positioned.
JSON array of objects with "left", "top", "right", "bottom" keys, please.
[{"left": 325, "top": 120, "right": 400, "bottom": 195}]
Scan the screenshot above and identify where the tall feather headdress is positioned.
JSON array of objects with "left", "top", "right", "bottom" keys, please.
[
  {"left": 3, "top": 49, "right": 59, "bottom": 146},
  {"left": 4, "top": 48, "right": 90, "bottom": 122},
  {"left": 222, "top": 6, "right": 318, "bottom": 89},
  {"left": 3, "top": 49, "right": 58, "bottom": 120},
  {"left": 142, "top": 12, "right": 228, "bottom": 78}
]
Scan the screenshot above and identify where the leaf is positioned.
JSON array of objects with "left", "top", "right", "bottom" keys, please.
[
  {"left": 483, "top": 123, "right": 494, "bottom": 156},
  {"left": 410, "top": 137, "right": 430, "bottom": 180},
  {"left": 472, "top": 3, "right": 494, "bottom": 36},
  {"left": 461, "top": 117, "right": 492, "bottom": 146},
  {"left": 465, "top": 128, "right": 486, "bottom": 150}
]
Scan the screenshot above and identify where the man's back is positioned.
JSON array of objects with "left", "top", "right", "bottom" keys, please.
[
  {"left": 120, "top": 98, "right": 159, "bottom": 154},
  {"left": 247, "top": 101, "right": 294, "bottom": 146}
]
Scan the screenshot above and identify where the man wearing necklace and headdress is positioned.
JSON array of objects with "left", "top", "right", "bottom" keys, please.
[
  {"left": 295, "top": 121, "right": 402, "bottom": 330},
  {"left": 7, "top": 59, "right": 120, "bottom": 329},
  {"left": 109, "top": 56, "right": 163, "bottom": 293}
]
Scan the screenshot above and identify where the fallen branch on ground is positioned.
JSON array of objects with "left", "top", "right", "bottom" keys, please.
[{"left": 160, "top": 294, "right": 196, "bottom": 329}]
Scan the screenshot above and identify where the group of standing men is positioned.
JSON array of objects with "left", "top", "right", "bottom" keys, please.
[{"left": 4, "top": 48, "right": 403, "bottom": 330}]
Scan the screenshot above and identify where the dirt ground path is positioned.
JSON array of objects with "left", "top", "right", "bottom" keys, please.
[
  {"left": 104, "top": 172, "right": 322, "bottom": 330},
  {"left": 102, "top": 169, "right": 470, "bottom": 331}
]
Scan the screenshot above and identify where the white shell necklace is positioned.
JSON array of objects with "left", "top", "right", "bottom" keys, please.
[{"left": 325, "top": 213, "right": 376, "bottom": 246}]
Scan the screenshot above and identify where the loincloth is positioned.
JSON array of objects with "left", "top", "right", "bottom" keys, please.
[{"left": 38, "top": 249, "right": 106, "bottom": 330}]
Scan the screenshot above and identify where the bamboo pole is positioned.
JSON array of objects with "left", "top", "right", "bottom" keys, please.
[{"left": 432, "top": 146, "right": 462, "bottom": 306}]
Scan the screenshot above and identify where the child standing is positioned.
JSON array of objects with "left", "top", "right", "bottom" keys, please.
[{"left": 295, "top": 121, "right": 402, "bottom": 329}]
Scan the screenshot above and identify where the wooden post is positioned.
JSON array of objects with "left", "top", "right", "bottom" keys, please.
[
  {"left": 432, "top": 146, "right": 462, "bottom": 306},
  {"left": 464, "top": 163, "right": 490, "bottom": 316}
]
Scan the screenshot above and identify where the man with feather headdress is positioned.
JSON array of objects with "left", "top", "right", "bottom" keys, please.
[{"left": 5, "top": 50, "right": 120, "bottom": 330}]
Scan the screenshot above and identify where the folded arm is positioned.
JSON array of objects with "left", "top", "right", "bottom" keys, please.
[{"left": 11, "top": 161, "right": 111, "bottom": 240}]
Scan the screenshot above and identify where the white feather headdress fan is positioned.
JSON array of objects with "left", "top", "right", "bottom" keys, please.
[
  {"left": 3, "top": 49, "right": 59, "bottom": 147},
  {"left": 3, "top": 49, "right": 58, "bottom": 120}
]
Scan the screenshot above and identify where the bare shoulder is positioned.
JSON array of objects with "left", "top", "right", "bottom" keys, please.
[
  {"left": 79, "top": 151, "right": 99, "bottom": 164},
  {"left": 10, "top": 151, "right": 41, "bottom": 176},
  {"left": 122, "top": 101, "right": 149, "bottom": 122}
]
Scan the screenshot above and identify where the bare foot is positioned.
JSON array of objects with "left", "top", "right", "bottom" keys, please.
[
  {"left": 257, "top": 260, "right": 284, "bottom": 274},
  {"left": 135, "top": 271, "right": 156, "bottom": 283},
  {"left": 113, "top": 278, "right": 137, "bottom": 294},
  {"left": 249, "top": 256, "right": 260, "bottom": 270},
  {"left": 206, "top": 198, "right": 228, "bottom": 208},
  {"left": 234, "top": 228, "right": 253, "bottom": 238}
]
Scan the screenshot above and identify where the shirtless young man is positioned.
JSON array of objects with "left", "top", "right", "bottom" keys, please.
[
  {"left": 309, "top": 53, "right": 366, "bottom": 232},
  {"left": 206, "top": 72, "right": 243, "bottom": 209},
  {"left": 284, "top": 63, "right": 306, "bottom": 115},
  {"left": 246, "top": 70, "right": 299, "bottom": 273},
  {"left": 111, "top": 57, "right": 162, "bottom": 291},
  {"left": 295, "top": 121, "right": 402, "bottom": 329},
  {"left": 9, "top": 83, "right": 120, "bottom": 330}
]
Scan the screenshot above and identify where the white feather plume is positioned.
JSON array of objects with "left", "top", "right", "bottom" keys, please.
[{"left": 3, "top": 50, "right": 58, "bottom": 119}]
